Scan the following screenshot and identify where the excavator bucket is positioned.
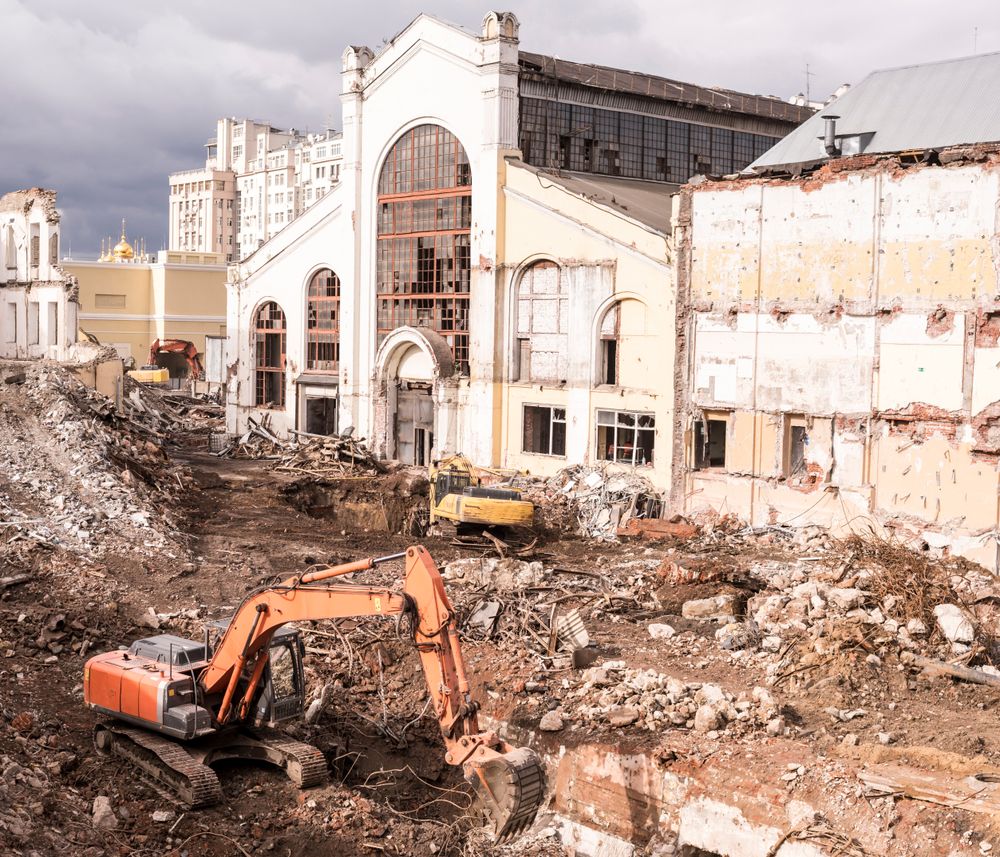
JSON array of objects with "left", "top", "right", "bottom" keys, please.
[{"left": 471, "top": 747, "right": 546, "bottom": 841}]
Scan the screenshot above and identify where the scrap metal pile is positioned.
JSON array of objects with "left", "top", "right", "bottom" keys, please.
[{"left": 506, "top": 464, "right": 663, "bottom": 540}]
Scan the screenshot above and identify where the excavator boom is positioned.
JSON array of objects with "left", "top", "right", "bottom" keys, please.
[{"left": 84, "top": 545, "right": 544, "bottom": 841}]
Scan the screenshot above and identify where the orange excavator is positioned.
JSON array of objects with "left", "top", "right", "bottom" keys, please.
[
  {"left": 83, "top": 546, "right": 544, "bottom": 841},
  {"left": 147, "top": 338, "right": 204, "bottom": 379}
]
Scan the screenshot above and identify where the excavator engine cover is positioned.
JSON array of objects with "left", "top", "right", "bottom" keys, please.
[{"left": 472, "top": 746, "right": 545, "bottom": 841}]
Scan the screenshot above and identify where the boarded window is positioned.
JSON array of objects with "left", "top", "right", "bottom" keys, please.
[
  {"left": 522, "top": 405, "right": 566, "bottom": 456},
  {"left": 596, "top": 410, "right": 654, "bottom": 465},
  {"left": 29, "top": 235, "right": 39, "bottom": 267},
  {"left": 47, "top": 302, "right": 58, "bottom": 347},
  {"left": 95, "top": 294, "right": 127, "bottom": 308},
  {"left": 27, "top": 302, "right": 39, "bottom": 346},
  {"left": 5, "top": 304, "right": 17, "bottom": 343},
  {"left": 515, "top": 261, "right": 568, "bottom": 383},
  {"left": 694, "top": 417, "right": 727, "bottom": 469},
  {"left": 48, "top": 234, "right": 59, "bottom": 265}
]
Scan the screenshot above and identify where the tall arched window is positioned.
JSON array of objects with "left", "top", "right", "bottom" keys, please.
[
  {"left": 376, "top": 124, "right": 472, "bottom": 374},
  {"left": 514, "top": 261, "right": 568, "bottom": 383},
  {"left": 306, "top": 268, "right": 340, "bottom": 370},
  {"left": 254, "top": 301, "right": 286, "bottom": 407}
]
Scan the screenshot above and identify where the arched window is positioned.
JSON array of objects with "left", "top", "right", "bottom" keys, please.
[
  {"left": 376, "top": 124, "right": 472, "bottom": 374},
  {"left": 254, "top": 301, "right": 286, "bottom": 407},
  {"left": 514, "top": 261, "right": 567, "bottom": 382},
  {"left": 306, "top": 268, "right": 340, "bottom": 370},
  {"left": 597, "top": 298, "right": 651, "bottom": 388}
]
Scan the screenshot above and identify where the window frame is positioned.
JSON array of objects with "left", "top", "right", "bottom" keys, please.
[
  {"left": 305, "top": 268, "right": 341, "bottom": 372},
  {"left": 254, "top": 301, "right": 287, "bottom": 409},
  {"left": 521, "top": 404, "right": 567, "bottom": 457},
  {"left": 595, "top": 409, "right": 655, "bottom": 466}
]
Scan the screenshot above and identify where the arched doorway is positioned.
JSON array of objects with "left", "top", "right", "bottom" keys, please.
[{"left": 374, "top": 327, "right": 455, "bottom": 464}]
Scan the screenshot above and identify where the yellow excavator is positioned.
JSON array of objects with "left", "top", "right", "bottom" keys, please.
[{"left": 428, "top": 454, "right": 534, "bottom": 531}]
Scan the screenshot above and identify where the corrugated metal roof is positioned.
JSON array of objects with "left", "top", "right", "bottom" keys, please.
[
  {"left": 519, "top": 51, "right": 814, "bottom": 126},
  {"left": 751, "top": 51, "right": 1000, "bottom": 170}
]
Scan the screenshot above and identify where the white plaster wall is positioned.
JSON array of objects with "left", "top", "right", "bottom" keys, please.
[
  {"left": 693, "top": 312, "right": 875, "bottom": 414},
  {"left": 877, "top": 312, "right": 965, "bottom": 412}
]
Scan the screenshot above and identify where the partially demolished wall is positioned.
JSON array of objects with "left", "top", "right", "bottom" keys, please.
[{"left": 677, "top": 148, "right": 1000, "bottom": 569}]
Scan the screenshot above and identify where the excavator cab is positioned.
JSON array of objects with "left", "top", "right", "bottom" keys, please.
[
  {"left": 252, "top": 633, "right": 307, "bottom": 726},
  {"left": 206, "top": 620, "right": 307, "bottom": 727}
]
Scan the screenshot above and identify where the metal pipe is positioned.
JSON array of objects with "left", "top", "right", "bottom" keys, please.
[{"left": 821, "top": 115, "right": 840, "bottom": 156}]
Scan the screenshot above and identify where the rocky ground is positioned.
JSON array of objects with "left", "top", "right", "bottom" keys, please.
[{"left": 3, "top": 360, "right": 1000, "bottom": 856}]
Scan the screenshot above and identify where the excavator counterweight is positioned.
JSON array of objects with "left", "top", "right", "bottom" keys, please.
[{"left": 83, "top": 545, "right": 544, "bottom": 841}]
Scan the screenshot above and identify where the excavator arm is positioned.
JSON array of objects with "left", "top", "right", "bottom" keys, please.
[
  {"left": 148, "top": 338, "right": 204, "bottom": 379},
  {"left": 197, "top": 545, "right": 543, "bottom": 840}
]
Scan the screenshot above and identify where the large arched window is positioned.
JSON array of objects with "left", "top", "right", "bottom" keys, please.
[
  {"left": 514, "top": 260, "right": 567, "bottom": 383},
  {"left": 254, "top": 301, "right": 286, "bottom": 407},
  {"left": 306, "top": 268, "right": 340, "bottom": 370},
  {"left": 376, "top": 124, "right": 472, "bottom": 374}
]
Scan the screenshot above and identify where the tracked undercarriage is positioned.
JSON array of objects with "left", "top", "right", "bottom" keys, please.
[{"left": 94, "top": 722, "right": 327, "bottom": 807}]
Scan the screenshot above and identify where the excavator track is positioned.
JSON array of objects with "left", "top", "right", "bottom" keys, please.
[
  {"left": 475, "top": 747, "right": 546, "bottom": 842},
  {"left": 241, "top": 733, "right": 329, "bottom": 788},
  {"left": 94, "top": 723, "right": 222, "bottom": 808}
]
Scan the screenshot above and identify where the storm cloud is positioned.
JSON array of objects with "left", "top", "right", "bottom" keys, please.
[{"left": 1, "top": 0, "right": 996, "bottom": 256}]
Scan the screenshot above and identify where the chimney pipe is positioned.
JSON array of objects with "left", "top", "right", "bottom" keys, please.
[{"left": 821, "top": 115, "right": 840, "bottom": 156}]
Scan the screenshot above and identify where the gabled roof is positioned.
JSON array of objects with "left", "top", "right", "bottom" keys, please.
[
  {"left": 752, "top": 51, "right": 1000, "bottom": 170},
  {"left": 518, "top": 51, "right": 813, "bottom": 125}
]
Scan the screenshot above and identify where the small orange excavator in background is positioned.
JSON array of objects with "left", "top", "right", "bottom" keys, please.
[
  {"left": 83, "top": 545, "right": 544, "bottom": 841},
  {"left": 146, "top": 338, "right": 204, "bottom": 379}
]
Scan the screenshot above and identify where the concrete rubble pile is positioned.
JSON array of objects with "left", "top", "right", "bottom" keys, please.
[
  {"left": 220, "top": 415, "right": 381, "bottom": 475},
  {"left": 567, "top": 664, "right": 781, "bottom": 736},
  {"left": 0, "top": 363, "right": 191, "bottom": 565}
]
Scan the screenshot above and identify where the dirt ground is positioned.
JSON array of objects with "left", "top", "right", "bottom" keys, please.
[{"left": 4, "top": 364, "right": 1000, "bottom": 856}]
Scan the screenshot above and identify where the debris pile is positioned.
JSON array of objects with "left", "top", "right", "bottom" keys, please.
[
  {"left": 566, "top": 664, "right": 783, "bottom": 736},
  {"left": 0, "top": 362, "right": 191, "bottom": 565},
  {"left": 220, "top": 415, "right": 382, "bottom": 475},
  {"left": 508, "top": 464, "right": 663, "bottom": 539}
]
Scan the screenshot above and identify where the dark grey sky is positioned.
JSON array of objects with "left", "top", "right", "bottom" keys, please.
[{"left": 2, "top": 0, "right": 996, "bottom": 257}]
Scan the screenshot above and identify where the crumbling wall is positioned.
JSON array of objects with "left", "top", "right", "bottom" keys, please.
[{"left": 680, "top": 150, "right": 1000, "bottom": 569}]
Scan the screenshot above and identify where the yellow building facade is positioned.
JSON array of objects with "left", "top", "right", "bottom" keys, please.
[{"left": 65, "top": 250, "right": 227, "bottom": 369}]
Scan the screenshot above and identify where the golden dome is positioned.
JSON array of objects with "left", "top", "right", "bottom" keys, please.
[{"left": 111, "top": 218, "right": 134, "bottom": 261}]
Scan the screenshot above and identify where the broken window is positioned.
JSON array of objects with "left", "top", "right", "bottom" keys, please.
[
  {"left": 598, "top": 300, "right": 650, "bottom": 388},
  {"left": 376, "top": 124, "right": 472, "bottom": 374},
  {"left": 694, "top": 416, "right": 727, "bottom": 469},
  {"left": 784, "top": 416, "right": 808, "bottom": 478},
  {"left": 522, "top": 405, "right": 567, "bottom": 456},
  {"left": 306, "top": 268, "right": 340, "bottom": 371},
  {"left": 254, "top": 301, "right": 286, "bottom": 408},
  {"left": 514, "top": 261, "right": 568, "bottom": 383},
  {"left": 596, "top": 410, "right": 654, "bottom": 466},
  {"left": 599, "top": 304, "right": 620, "bottom": 385},
  {"left": 517, "top": 97, "right": 781, "bottom": 182}
]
